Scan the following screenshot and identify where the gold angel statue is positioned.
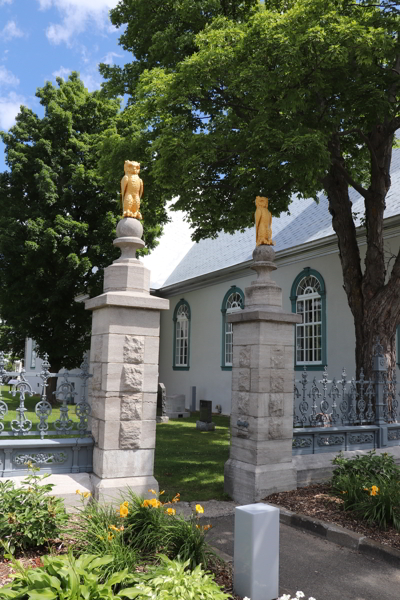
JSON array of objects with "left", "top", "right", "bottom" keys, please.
[
  {"left": 121, "top": 160, "right": 143, "bottom": 219},
  {"left": 255, "top": 196, "right": 275, "bottom": 246}
]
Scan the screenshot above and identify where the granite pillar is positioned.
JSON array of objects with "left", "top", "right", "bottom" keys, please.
[
  {"left": 224, "top": 245, "right": 301, "bottom": 503},
  {"left": 85, "top": 217, "right": 169, "bottom": 501}
]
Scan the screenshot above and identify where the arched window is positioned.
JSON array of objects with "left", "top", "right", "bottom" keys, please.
[
  {"left": 173, "top": 299, "right": 191, "bottom": 370},
  {"left": 221, "top": 287, "right": 244, "bottom": 370},
  {"left": 290, "top": 269, "right": 326, "bottom": 370}
]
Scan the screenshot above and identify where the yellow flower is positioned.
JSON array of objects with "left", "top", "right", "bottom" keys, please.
[
  {"left": 123, "top": 501, "right": 129, "bottom": 507},
  {"left": 119, "top": 526, "right": 124, "bottom": 531},
  {"left": 172, "top": 493, "right": 180, "bottom": 503},
  {"left": 150, "top": 498, "right": 161, "bottom": 508},
  {"left": 159, "top": 490, "right": 165, "bottom": 495},
  {"left": 119, "top": 505, "right": 129, "bottom": 518},
  {"left": 196, "top": 524, "right": 201, "bottom": 529},
  {"left": 76, "top": 489, "right": 81, "bottom": 495},
  {"left": 108, "top": 533, "right": 114, "bottom": 541},
  {"left": 109, "top": 525, "right": 119, "bottom": 532},
  {"left": 195, "top": 504, "right": 204, "bottom": 514},
  {"left": 88, "top": 515, "right": 92, "bottom": 520},
  {"left": 142, "top": 499, "right": 150, "bottom": 508},
  {"left": 148, "top": 489, "right": 157, "bottom": 495},
  {"left": 83, "top": 492, "right": 91, "bottom": 499},
  {"left": 203, "top": 524, "right": 212, "bottom": 531},
  {"left": 340, "top": 491, "right": 348, "bottom": 494},
  {"left": 165, "top": 508, "right": 176, "bottom": 516},
  {"left": 370, "top": 485, "right": 380, "bottom": 496}
]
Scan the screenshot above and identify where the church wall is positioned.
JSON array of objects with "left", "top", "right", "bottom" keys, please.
[{"left": 158, "top": 230, "right": 400, "bottom": 415}]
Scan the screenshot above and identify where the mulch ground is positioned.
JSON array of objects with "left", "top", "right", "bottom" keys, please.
[{"left": 266, "top": 482, "right": 400, "bottom": 551}]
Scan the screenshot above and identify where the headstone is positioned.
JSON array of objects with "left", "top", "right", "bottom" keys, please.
[
  {"left": 165, "top": 394, "right": 190, "bottom": 418},
  {"left": 156, "top": 382, "right": 169, "bottom": 423},
  {"left": 197, "top": 399, "right": 215, "bottom": 431}
]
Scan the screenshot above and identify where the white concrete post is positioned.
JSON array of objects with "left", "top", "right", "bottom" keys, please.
[
  {"left": 234, "top": 503, "right": 280, "bottom": 600},
  {"left": 224, "top": 245, "right": 301, "bottom": 503},
  {"left": 85, "top": 217, "right": 169, "bottom": 502}
]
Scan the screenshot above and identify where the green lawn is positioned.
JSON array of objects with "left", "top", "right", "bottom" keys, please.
[
  {"left": 0, "top": 386, "right": 79, "bottom": 436},
  {"left": 154, "top": 413, "right": 231, "bottom": 502}
]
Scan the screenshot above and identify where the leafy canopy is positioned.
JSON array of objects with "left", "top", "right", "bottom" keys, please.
[
  {"left": 102, "top": 0, "right": 400, "bottom": 241},
  {"left": 0, "top": 74, "right": 123, "bottom": 369}
]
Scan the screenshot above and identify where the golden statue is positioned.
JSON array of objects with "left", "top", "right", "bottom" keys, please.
[
  {"left": 255, "top": 196, "right": 275, "bottom": 246},
  {"left": 121, "top": 160, "right": 143, "bottom": 219}
]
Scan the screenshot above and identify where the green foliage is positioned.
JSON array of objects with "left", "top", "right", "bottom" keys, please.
[
  {"left": 1, "top": 553, "right": 227, "bottom": 600},
  {"left": 120, "top": 554, "right": 230, "bottom": 600},
  {"left": 0, "top": 552, "right": 134, "bottom": 599},
  {"left": 72, "top": 498, "right": 139, "bottom": 579},
  {"left": 331, "top": 451, "right": 400, "bottom": 530},
  {"left": 0, "top": 465, "right": 68, "bottom": 553}
]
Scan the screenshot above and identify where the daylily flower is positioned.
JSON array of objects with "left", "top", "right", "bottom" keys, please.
[{"left": 196, "top": 504, "right": 204, "bottom": 514}]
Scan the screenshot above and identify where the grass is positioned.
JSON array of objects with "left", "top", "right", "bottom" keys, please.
[
  {"left": 0, "top": 386, "right": 79, "bottom": 437},
  {"left": 154, "top": 412, "right": 231, "bottom": 502}
]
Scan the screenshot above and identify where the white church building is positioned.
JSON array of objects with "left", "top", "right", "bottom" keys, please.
[{"left": 148, "top": 151, "right": 400, "bottom": 416}]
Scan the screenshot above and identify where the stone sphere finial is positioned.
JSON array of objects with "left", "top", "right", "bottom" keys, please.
[{"left": 114, "top": 217, "right": 145, "bottom": 262}]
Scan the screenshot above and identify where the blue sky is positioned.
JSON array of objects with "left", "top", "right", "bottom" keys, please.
[{"left": 0, "top": 0, "right": 132, "bottom": 171}]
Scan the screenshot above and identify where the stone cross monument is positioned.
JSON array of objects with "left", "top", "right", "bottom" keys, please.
[
  {"left": 85, "top": 165, "right": 169, "bottom": 501},
  {"left": 224, "top": 197, "right": 301, "bottom": 503}
]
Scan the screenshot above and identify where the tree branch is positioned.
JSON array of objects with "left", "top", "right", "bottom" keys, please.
[{"left": 332, "top": 159, "right": 369, "bottom": 198}]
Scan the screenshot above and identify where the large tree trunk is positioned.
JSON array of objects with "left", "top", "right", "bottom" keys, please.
[{"left": 323, "top": 127, "right": 400, "bottom": 387}]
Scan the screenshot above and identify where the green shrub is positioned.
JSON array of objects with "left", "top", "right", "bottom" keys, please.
[
  {"left": 1, "top": 553, "right": 228, "bottom": 600},
  {"left": 331, "top": 451, "right": 400, "bottom": 530},
  {"left": 0, "top": 552, "right": 134, "bottom": 599},
  {"left": 123, "top": 554, "right": 230, "bottom": 600},
  {"left": 72, "top": 497, "right": 139, "bottom": 578},
  {"left": 0, "top": 465, "right": 68, "bottom": 553}
]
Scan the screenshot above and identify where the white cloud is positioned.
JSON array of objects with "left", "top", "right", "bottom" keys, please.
[
  {"left": 0, "top": 0, "right": 13, "bottom": 6},
  {"left": 0, "top": 20, "right": 24, "bottom": 41},
  {"left": 0, "top": 91, "right": 25, "bottom": 129},
  {"left": 0, "top": 65, "right": 19, "bottom": 87},
  {"left": 80, "top": 72, "right": 101, "bottom": 92},
  {"left": 52, "top": 66, "right": 71, "bottom": 80},
  {"left": 102, "top": 51, "right": 122, "bottom": 65},
  {"left": 37, "top": 0, "right": 119, "bottom": 46}
]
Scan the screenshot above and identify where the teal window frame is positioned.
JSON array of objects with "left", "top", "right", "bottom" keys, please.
[
  {"left": 173, "top": 299, "right": 191, "bottom": 371},
  {"left": 221, "top": 286, "right": 245, "bottom": 371},
  {"left": 290, "top": 268, "right": 327, "bottom": 371}
]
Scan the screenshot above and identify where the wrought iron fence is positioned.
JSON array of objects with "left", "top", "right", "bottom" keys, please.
[
  {"left": 0, "top": 352, "right": 92, "bottom": 439},
  {"left": 292, "top": 339, "right": 400, "bottom": 454}
]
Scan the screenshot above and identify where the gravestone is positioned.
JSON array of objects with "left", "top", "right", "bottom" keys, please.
[
  {"left": 156, "top": 382, "right": 169, "bottom": 423},
  {"left": 165, "top": 394, "right": 190, "bottom": 418},
  {"left": 196, "top": 399, "right": 215, "bottom": 431}
]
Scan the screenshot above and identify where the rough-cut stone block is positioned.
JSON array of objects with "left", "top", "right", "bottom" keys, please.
[
  {"left": 98, "top": 419, "right": 121, "bottom": 450},
  {"left": 122, "top": 364, "right": 144, "bottom": 392},
  {"left": 120, "top": 421, "right": 142, "bottom": 449},
  {"left": 234, "top": 391, "right": 249, "bottom": 415},
  {"left": 270, "top": 345, "right": 284, "bottom": 369},
  {"left": 120, "top": 394, "right": 142, "bottom": 420},
  {"left": 144, "top": 337, "right": 160, "bottom": 364},
  {"left": 231, "top": 413, "right": 269, "bottom": 442},
  {"left": 269, "top": 393, "right": 284, "bottom": 417},
  {"left": 123, "top": 335, "right": 145, "bottom": 364},
  {"left": 232, "top": 369, "right": 250, "bottom": 392},
  {"left": 250, "top": 368, "right": 270, "bottom": 393},
  {"left": 270, "top": 370, "right": 284, "bottom": 393},
  {"left": 142, "top": 393, "right": 157, "bottom": 420},
  {"left": 93, "top": 447, "right": 155, "bottom": 479},
  {"left": 91, "top": 395, "right": 121, "bottom": 421},
  {"left": 239, "top": 346, "right": 251, "bottom": 368},
  {"left": 143, "top": 364, "right": 159, "bottom": 394},
  {"left": 268, "top": 417, "right": 283, "bottom": 440}
]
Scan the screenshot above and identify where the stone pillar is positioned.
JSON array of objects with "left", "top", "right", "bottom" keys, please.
[
  {"left": 224, "top": 245, "right": 301, "bottom": 504},
  {"left": 85, "top": 218, "right": 169, "bottom": 501}
]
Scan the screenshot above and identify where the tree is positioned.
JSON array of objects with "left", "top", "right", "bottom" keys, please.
[
  {"left": 0, "top": 73, "right": 167, "bottom": 381},
  {"left": 101, "top": 0, "right": 400, "bottom": 378}
]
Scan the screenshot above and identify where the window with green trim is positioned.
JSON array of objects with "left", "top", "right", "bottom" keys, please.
[
  {"left": 290, "top": 269, "right": 327, "bottom": 370},
  {"left": 221, "top": 287, "right": 244, "bottom": 370},
  {"left": 173, "top": 300, "right": 191, "bottom": 370}
]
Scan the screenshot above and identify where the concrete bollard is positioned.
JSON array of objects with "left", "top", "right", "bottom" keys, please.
[{"left": 234, "top": 503, "right": 279, "bottom": 600}]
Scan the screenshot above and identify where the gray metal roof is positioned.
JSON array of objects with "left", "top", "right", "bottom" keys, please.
[{"left": 160, "top": 149, "right": 400, "bottom": 289}]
